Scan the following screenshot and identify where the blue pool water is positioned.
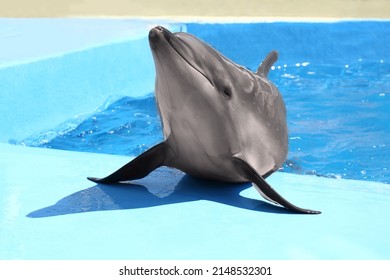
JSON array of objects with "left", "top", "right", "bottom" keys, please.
[{"left": 19, "top": 21, "right": 390, "bottom": 184}]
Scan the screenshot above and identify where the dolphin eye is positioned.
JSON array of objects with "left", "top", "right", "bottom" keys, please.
[{"left": 222, "top": 87, "right": 232, "bottom": 99}]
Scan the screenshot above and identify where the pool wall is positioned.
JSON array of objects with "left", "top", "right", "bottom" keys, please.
[
  {"left": 187, "top": 21, "right": 390, "bottom": 65},
  {"left": 0, "top": 19, "right": 185, "bottom": 143}
]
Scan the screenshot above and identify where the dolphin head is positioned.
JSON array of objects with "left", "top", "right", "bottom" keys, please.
[
  {"left": 149, "top": 26, "right": 236, "bottom": 114},
  {"left": 149, "top": 26, "right": 288, "bottom": 177}
]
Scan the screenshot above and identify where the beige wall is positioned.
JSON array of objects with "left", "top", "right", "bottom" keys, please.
[{"left": 1, "top": 0, "right": 389, "bottom": 18}]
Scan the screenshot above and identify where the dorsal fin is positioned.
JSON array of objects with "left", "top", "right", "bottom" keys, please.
[{"left": 256, "top": 50, "right": 278, "bottom": 77}]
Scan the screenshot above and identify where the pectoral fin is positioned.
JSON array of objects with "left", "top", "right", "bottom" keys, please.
[
  {"left": 88, "top": 142, "right": 168, "bottom": 184},
  {"left": 232, "top": 155, "right": 321, "bottom": 214}
]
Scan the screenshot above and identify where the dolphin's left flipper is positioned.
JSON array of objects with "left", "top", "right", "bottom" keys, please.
[
  {"left": 88, "top": 142, "right": 168, "bottom": 184},
  {"left": 232, "top": 156, "right": 321, "bottom": 214}
]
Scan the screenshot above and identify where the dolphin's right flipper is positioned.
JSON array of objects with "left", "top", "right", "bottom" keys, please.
[
  {"left": 87, "top": 142, "right": 168, "bottom": 184},
  {"left": 232, "top": 156, "right": 321, "bottom": 214}
]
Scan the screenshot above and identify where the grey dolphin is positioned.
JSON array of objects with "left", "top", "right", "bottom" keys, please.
[{"left": 88, "top": 26, "right": 321, "bottom": 214}]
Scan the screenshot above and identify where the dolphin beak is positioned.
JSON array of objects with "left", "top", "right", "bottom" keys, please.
[
  {"left": 149, "top": 26, "right": 162, "bottom": 49},
  {"left": 149, "top": 26, "right": 171, "bottom": 50},
  {"left": 148, "top": 26, "right": 214, "bottom": 87}
]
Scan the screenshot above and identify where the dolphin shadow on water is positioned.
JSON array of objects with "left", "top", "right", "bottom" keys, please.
[{"left": 27, "top": 168, "right": 292, "bottom": 218}]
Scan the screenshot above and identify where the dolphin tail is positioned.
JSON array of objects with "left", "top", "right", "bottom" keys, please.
[
  {"left": 232, "top": 155, "right": 321, "bottom": 214},
  {"left": 257, "top": 50, "right": 278, "bottom": 77},
  {"left": 87, "top": 142, "right": 168, "bottom": 184}
]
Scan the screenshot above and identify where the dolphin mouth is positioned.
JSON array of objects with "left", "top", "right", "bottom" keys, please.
[{"left": 149, "top": 26, "right": 214, "bottom": 87}]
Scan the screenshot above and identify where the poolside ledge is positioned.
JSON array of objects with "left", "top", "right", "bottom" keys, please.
[{"left": 1, "top": 142, "right": 389, "bottom": 259}]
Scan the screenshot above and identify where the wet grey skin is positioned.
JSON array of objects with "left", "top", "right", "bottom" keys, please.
[{"left": 88, "top": 26, "right": 321, "bottom": 214}]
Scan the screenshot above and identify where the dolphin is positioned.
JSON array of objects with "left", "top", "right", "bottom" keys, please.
[{"left": 88, "top": 26, "right": 321, "bottom": 214}]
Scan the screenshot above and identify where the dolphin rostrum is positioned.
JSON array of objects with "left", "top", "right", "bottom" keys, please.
[{"left": 88, "top": 26, "right": 321, "bottom": 214}]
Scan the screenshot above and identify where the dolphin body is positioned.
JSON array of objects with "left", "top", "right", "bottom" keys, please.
[{"left": 88, "top": 26, "right": 320, "bottom": 214}]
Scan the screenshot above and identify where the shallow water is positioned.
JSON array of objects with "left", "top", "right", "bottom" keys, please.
[{"left": 21, "top": 59, "right": 390, "bottom": 184}]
